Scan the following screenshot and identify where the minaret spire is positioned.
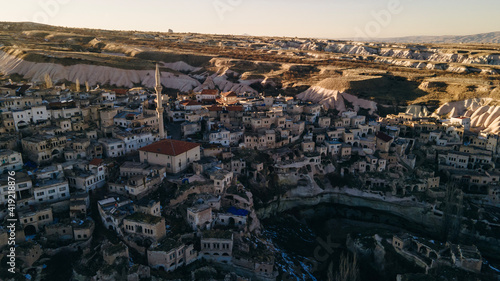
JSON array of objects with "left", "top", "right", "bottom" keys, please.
[{"left": 155, "top": 63, "right": 166, "bottom": 139}]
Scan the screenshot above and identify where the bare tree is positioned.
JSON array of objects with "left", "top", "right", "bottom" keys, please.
[
  {"left": 76, "top": 78, "right": 80, "bottom": 92},
  {"left": 44, "top": 73, "right": 53, "bottom": 89},
  {"left": 330, "top": 253, "right": 359, "bottom": 281}
]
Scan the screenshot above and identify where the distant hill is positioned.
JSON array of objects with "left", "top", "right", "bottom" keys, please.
[{"left": 376, "top": 31, "right": 500, "bottom": 44}]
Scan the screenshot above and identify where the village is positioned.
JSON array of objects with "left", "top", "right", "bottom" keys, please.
[{"left": 0, "top": 65, "right": 499, "bottom": 281}]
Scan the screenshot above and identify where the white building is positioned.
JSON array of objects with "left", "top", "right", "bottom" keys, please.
[
  {"left": 50, "top": 107, "right": 81, "bottom": 119},
  {"left": 67, "top": 159, "right": 107, "bottom": 192},
  {"left": 99, "top": 138, "right": 126, "bottom": 157},
  {"left": 102, "top": 92, "right": 116, "bottom": 101},
  {"left": 450, "top": 117, "right": 471, "bottom": 131},
  {"left": 0, "top": 149, "right": 23, "bottom": 172},
  {"left": 12, "top": 109, "right": 31, "bottom": 130},
  {"left": 11, "top": 106, "right": 50, "bottom": 130},
  {"left": 33, "top": 179, "right": 70, "bottom": 204},
  {"left": 196, "top": 89, "right": 219, "bottom": 103},
  {"left": 208, "top": 129, "right": 231, "bottom": 147},
  {"left": 0, "top": 174, "right": 33, "bottom": 213},
  {"left": 114, "top": 131, "right": 156, "bottom": 154}
]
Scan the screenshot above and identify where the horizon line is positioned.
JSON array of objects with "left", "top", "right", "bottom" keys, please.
[{"left": 3, "top": 21, "right": 500, "bottom": 43}]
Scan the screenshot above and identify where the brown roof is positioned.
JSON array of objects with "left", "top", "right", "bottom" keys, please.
[
  {"left": 376, "top": 131, "right": 393, "bottom": 142},
  {"left": 139, "top": 139, "right": 200, "bottom": 156},
  {"left": 180, "top": 100, "right": 202, "bottom": 106},
  {"left": 200, "top": 89, "right": 218, "bottom": 96},
  {"left": 112, "top": 89, "right": 128, "bottom": 95},
  {"left": 221, "top": 91, "right": 237, "bottom": 97},
  {"left": 226, "top": 106, "right": 243, "bottom": 112},
  {"left": 89, "top": 158, "right": 103, "bottom": 166},
  {"left": 207, "top": 105, "right": 223, "bottom": 111}
]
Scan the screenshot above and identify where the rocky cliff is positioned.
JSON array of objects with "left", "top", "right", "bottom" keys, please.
[{"left": 256, "top": 188, "right": 442, "bottom": 234}]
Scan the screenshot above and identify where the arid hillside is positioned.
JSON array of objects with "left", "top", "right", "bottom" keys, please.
[{"left": 1, "top": 22, "right": 500, "bottom": 114}]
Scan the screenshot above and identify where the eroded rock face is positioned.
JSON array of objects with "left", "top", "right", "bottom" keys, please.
[
  {"left": 433, "top": 98, "right": 500, "bottom": 134},
  {"left": 0, "top": 50, "right": 201, "bottom": 91},
  {"left": 297, "top": 85, "right": 377, "bottom": 114},
  {"left": 256, "top": 189, "right": 443, "bottom": 234},
  {"left": 406, "top": 105, "right": 431, "bottom": 118},
  {"left": 2, "top": 23, "right": 499, "bottom": 110}
]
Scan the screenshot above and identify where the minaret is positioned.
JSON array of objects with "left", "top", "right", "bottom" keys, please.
[{"left": 155, "top": 63, "right": 165, "bottom": 139}]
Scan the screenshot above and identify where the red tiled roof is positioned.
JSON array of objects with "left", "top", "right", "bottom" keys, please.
[
  {"left": 207, "top": 105, "right": 223, "bottom": 111},
  {"left": 375, "top": 131, "right": 393, "bottom": 142},
  {"left": 139, "top": 139, "right": 200, "bottom": 156},
  {"left": 112, "top": 89, "right": 128, "bottom": 95},
  {"left": 200, "top": 89, "right": 218, "bottom": 96},
  {"left": 180, "top": 100, "right": 202, "bottom": 106},
  {"left": 226, "top": 106, "right": 243, "bottom": 112},
  {"left": 221, "top": 91, "right": 237, "bottom": 97},
  {"left": 89, "top": 158, "right": 103, "bottom": 166}
]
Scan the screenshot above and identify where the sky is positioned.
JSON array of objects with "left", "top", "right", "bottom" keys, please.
[{"left": 2, "top": 0, "right": 500, "bottom": 39}]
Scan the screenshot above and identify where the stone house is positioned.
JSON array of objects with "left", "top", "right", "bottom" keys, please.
[
  {"left": 450, "top": 244, "right": 482, "bottom": 273},
  {"left": 123, "top": 212, "right": 166, "bottom": 241},
  {"left": 200, "top": 230, "right": 233, "bottom": 263},
  {"left": 17, "top": 242, "right": 42, "bottom": 268},
  {"left": 103, "top": 242, "right": 129, "bottom": 265},
  {"left": 375, "top": 131, "right": 393, "bottom": 153},
  {"left": 21, "top": 134, "right": 67, "bottom": 164},
  {"left": 139, "top": 139, "right": 201, "bottom": 174},
  {"left": 187, "top": 204, "right": 212, "bottom": 230},
  {"left": 19, "top": 207, "right": 53, "bottom": 235},
  {"left": 148, "top": 239, "right": 198, "bottom": 272}
]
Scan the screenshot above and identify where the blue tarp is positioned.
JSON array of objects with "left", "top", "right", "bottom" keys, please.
[
  {"left": 227, "top": 207, "right": 249, "bottom": 216},
  {"left": 24, "top": 161, "right": 37, "bottom": 168},
  {"left": 25, "top": 235, "right": 36, "bottom": 241}
]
